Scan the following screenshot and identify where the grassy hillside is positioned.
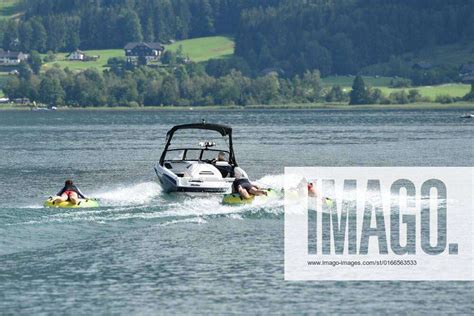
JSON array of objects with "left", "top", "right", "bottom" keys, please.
[
  {"left": 0, "top": 0, "right": 22, "bottom": 19},
  {"left": 321, "top": 41, "right": 474, "bottom": 100},
  {"left": 362, "top": 42, "right": 474, "bottom": 75},
  {"left": 405, "top": 42, "right": 474, "bottom": 68},
  {"left": 323, "top": 76, "right": 395, "bottom": 87},
  {"left": 379, "top": 84, "right": 470, "bottom": 99},
  {"left": 3, "top": 35, "right": 470, "bottom": 101},
  {"left": 165, "top": 36, "right": 234, "bottom": 62},
  {"left": 4, "top": 36, "right": 236, "bottom": 95},
  {"left": 323, "top": 76, "right": 471, "bottom": 99},
  {"left": 42, "top": 49, "right": 124, "bottom": 71},
  {"left": 41, "top": 36, "right": 235, "bottom": 71}
]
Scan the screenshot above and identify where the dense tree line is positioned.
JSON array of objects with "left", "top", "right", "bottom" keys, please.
[
  {"left": 235, "top": 0, "right": 474, "bottom": 76},
  {"left": 3, "top": 60, "right": 337, "bottom": 107},
  {"left": 6, "top": 60, "right": 472, "bottom": 107},
  {"left": 0, "top": 0, "right": 282, "bottom": 52}
]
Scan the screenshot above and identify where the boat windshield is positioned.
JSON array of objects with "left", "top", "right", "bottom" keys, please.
[
  {"left": 163, "top": 128, "right": 231, "bottom": 162},
  {"left": 164, "top": 149, "right": 230, "bottom": 162}
]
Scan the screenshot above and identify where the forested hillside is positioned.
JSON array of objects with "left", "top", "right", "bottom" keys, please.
[
  {"left": 235, "top": 0, "right": 474, "bottom": 76},
  {"left": 1, "top": 0, "right": 473, "bottom": 107},
  {"left": 1, "top": 0, "right": 473, "bottom": 77},
  {"left": 1, "top": 0, "right": 280, "bottom": 52}
]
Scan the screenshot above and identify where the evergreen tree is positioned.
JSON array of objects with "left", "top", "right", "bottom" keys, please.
[
  {"left": 65, "top": 32, "right": 80, "bottom": 51},
  {"left": 18, "top": 61, "right": 33, "bottom": 80},
  {"left": 160, "top": 76, "right": 179, "bottom": 105},
  {"left": 39, "top": 77, "right": 65, "bottom": 106},
  {"left": 28, "top": 51, "right": 43, "bottom": 74},
  {"left": 2, "top": 77, "right": 21, "bottom": 99},
  {"left": 143, "top": 17, "right": 155, "bottom": 42},
  {"left": 463, "top": 83, "right": 474, "bottom": 101},
  {"left": 44, "top": 16, "right": 66, "bottom": 51},
  {"left": 18, "top": 22, "right": 33, "bottom": 52},
  {"left": 122, "top": 10, "right": 143, "bottom": 43},
  {"left": 30, "top": 18, "right": 47, "bottom": 52},
  {"left": 192, "top": 0, "right": 215, "bottom": 36},
  {"left": 349, "top": 75, "right": 369, "bottom": 105},
  {"left": 2, "top": 20, "right": 19, "bottom": 51}
]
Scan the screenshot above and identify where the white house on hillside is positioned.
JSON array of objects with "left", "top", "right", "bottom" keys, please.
[
  {"left": 0, "top": 50, "right": 29, "bottom": 65},
  {"left": 67, "top": 50, "right": 86, "bottom": 61}
]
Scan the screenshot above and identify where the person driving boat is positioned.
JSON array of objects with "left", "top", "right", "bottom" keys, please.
[
  {"left": 212, "top": 151, "right": 232, "bottom": 177},
  {"left": 214, "top": 151, "right": 226, "bottom": 162}
]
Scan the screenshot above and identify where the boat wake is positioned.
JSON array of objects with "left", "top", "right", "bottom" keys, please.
[
  {"left": 92, "top": 181, "right": 163, "bottom": 206},
  {"left": 7, "top": 173, "right": 444, "bottom": 228},
  {"left": 4, "top": 175, "right": 286, "bottom": 228},
  {"left": 0, "top": 174, "right": 452, "bottom": 256}
]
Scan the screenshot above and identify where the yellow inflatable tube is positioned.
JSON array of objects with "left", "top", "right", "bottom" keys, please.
[
  {"left": 44, "top": 196, "right": 100, "bottom": 208},
  {"left": 222, "top": 189, "right": 281, "bottom": 205}
]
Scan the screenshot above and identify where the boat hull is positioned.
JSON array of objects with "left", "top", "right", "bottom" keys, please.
[{"left": 155, "top": 165, "right": 232, "bottom": 194}]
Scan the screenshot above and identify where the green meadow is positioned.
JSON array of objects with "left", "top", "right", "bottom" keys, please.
[
  {"left": 379, "top": 84, "right": 470, "bottom": 99},
  {"left": 42, "top": 49, "right": 124, "bottom": 71},
  {"left": 40, "top": 36, "right": 235, "bottom": 71},
  {"left": 322, "top": 76, "right": 395, "bottom": 87},
  {"left": 363, "top": 42, "right": 474, "bottom": 73},
  {"left": 1, "top": 36, "right": 235, "bottom": 95},
  {"left": 165, "top": 36, "right": 235, "bottom": 62},
  {"left": 0, "top": 0, "right": 22, "bottom": 19},
  {"left": 323, "top": 75, "right": 471, "bottom": 100}
]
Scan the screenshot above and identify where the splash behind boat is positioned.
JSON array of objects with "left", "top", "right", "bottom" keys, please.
[{"left": 222, "top": 189, "right": 335, "bottom": 206}]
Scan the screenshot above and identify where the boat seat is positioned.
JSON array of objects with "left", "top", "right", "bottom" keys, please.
[
  {"left": 214, "top": 161, "right": 232, "bottom": 178},
  {"left": 165, "top": 161, "right": 192, "bottom": 174}
]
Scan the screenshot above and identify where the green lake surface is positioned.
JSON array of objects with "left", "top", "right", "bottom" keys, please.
[{"left": 0, "top": 109, "right": 472, "bottom": 314}]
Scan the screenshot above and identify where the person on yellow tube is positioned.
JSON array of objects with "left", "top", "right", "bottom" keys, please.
[
  {"left": 232, "top": 167, "right": 267, "bottom": 199},
  {"left": 52, "top": 180, "right": 88, "bottom": 205}
]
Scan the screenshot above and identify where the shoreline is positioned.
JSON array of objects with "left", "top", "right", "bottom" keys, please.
[{"left": 1, "top": 102, "right": 474, "bottom": 111}]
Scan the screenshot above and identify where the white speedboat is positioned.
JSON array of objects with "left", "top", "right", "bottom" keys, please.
[
  {"left": 460, "top": 113, "right": 474, "bottom": 118},
  {"left": 155, "top": 122, "right": 237, "bottom": 194}
]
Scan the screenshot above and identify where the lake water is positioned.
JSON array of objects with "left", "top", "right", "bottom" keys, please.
[{"left": 0, "top": 109, "right": 472, "bottom": 314}]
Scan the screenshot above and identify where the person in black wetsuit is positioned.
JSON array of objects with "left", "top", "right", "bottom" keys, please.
[
  {"left": 232, "top": 167, "right": 267, "bottom": 199},
  {"left": 52, "top": 180, "right": 88, "bottom": 205}
]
